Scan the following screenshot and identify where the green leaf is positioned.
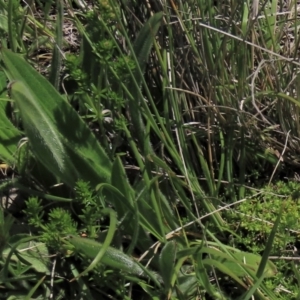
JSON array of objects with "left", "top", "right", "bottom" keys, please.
[
  {"left": 66, "top": 234, "right": 162, "bottom": 286},
  {"left": 11, "top": 81, "right": 68, "bottom": 174},
  {"left": 195, "top": 252, "right": 225, "bottom": 299},
  {"left": 175, "top": 274, "right": 198, "bottom": 299},
  {"left": 48, "top": 0, "right": 63, "bottom": 90},
  {"left": 0, "top": 210, "right": 15, "bottom": 254},
  {"left": 241, "top": 203, "right": 283, "bottom": 300},
  {"left": 111, "top": 156, "right": 134, "bottom": 206},
  {"left": 0, "top": 48, "right": 112, "bottom": 187},
  {"left": 132, "top": 12, "right": 163, "bottom": 78},
  {"left": 68, "top": 208, "right": 117, "bottom": 280},
  {"left": 0, "top": 100, "right": 21, "bottom": 164},
  {"left": 0, "top": 71, "right": 22, "bottom": 164},
  {"left": 202, "top": 258, "right": 247, "bottom": 289},
  {"left": 159, "top": 240, "right": 177, "bottom": 290},
  {"left": 2, "top": 242, "right": 50, "bottom": 274},
  {"left": 128, "top": 12, "right": 163, "bottom": 152},
  {"left": 201, "top": 247, "right": 277, "bottom": 278},
  {"left": 110, "top": 156, "right": 140, "bottom": 253}
]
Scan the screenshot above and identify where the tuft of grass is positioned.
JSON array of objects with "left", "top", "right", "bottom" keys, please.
[{"left": 1, "top": 0, "right": 300, "bottom": 298}]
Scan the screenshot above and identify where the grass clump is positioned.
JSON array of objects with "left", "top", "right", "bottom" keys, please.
[{"left": 2, "top": 0, "right": 300, "bottom": 299}]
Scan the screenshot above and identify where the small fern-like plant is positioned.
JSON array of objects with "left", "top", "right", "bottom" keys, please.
[
  {"left": 226, "top": 180, "right": 300, "bottom": 254},
  {"left": 24, "top": 197, "right": 77, "bottom": 252},
  {"left": 23, "top": 180, "right": 104, "bottom": 252}
]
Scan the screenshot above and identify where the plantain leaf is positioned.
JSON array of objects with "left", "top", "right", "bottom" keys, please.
[
  {"left": 159, "top": 240, "right": 177, "bottom": 290},
  {"left": 2, "top": 242, "right": 50, "bottom": 274},
  {"left": 66, "top": 234, "right": 162, "bottom": 286},
  {"left": 0, "top": 47, "right": 112, "bottom": 187},
  {"left": 0, "top": 102, "right": 21, "bottom": 164},
  {"left": 0, "top": 71, "right": 22, "bottom": 164}
]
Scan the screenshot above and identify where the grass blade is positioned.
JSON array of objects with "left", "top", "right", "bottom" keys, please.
[
  {"left": 128, "top": 12, "right": 163, "bottom": 153},
  {"left": 48, "top": 0, "right": 63, "bottom": 89}
]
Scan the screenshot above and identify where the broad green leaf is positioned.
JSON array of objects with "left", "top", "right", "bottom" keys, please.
[
  {"left": 7, "top": 296, "right": 45, "bottom": 300},
  {"left": 0, "top": 71, "right": 22, "bottom": 164},
  {"left": 0, "top": 101, "right": 21, "bottom": 164},
  {"left": 194, "top": 251, "right": 224, "bottom": 299},
  {"left": 11, "top": 81, "right": 68, "bottom": 174},
  {"left": 66, "top": 234, "right": 162, "bottom": 286},
  {"left": 0, "top": 15, "right": 8, "bottom": 33},
  {"left": 0, "top": 235, "right": 38, "bottom": 283},
  {"left": 2, "top": 242, "right": 50, "bottom": 274},
  {"left": 0, "top": 48, "right": 112, "bottom": 187},
  {"left": 178, "top": 241, "right": 277, "bottom": 279},
  {"left": 159, "top": 240, "right": 177, "bottom": 290},
  {"left": 202, "top": 258, "right": 247, "bottom": 289},
  {"left": 68, "top": 208, "right": 117, "bottom": 280},
  {"left": 201, "top": 247, "right": 277, "bottom": 278},
  {"left": 175, "top": 274, "right": 198, "bottom": 299}
]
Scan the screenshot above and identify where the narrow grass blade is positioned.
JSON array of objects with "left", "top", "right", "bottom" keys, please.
[
  {"left": 241, "top": 202, "right": 283, "bottom": 300},
  {"left": 128, "top": 12, "right": 163, "bottom": 153},
  {"left": 7, "top": 0, "right": 18, "bottom": 52},
  {"left": 25, "top": 275, "right": 45, "bottom": 300},
  {"left": 48, "top": 0, "right": 63, "bottom": 89},
  {"left": 110, "top": 157, "right": 139, "bottom": 253}
]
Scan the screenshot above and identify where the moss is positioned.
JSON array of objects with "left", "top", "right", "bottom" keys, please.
[{"left": 226, "top": 181, "right": 300, "bottom": 254}]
